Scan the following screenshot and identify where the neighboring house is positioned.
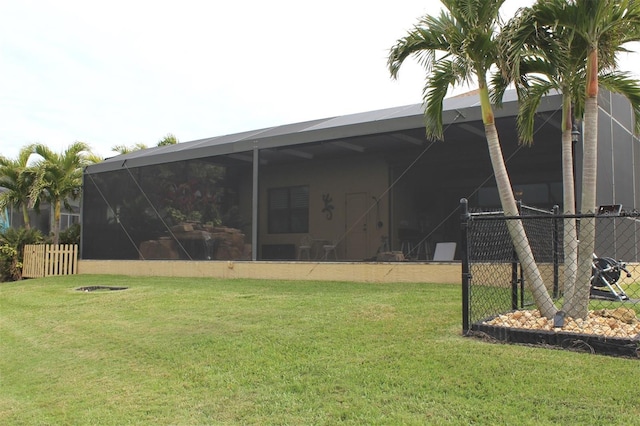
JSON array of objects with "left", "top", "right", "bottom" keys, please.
[
  {"left": 0, "top": 208, "right": 8, "bottom": 233},
  {"left": 81, "top": 90, "right": 639, "bottom": 262},
  {"left": 0, "top": 187, "right": 80, "bottom": 236}
]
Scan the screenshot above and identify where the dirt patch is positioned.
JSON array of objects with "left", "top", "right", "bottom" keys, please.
[{"left": 76, "top": 286, "right": 128, "bottom": 292}]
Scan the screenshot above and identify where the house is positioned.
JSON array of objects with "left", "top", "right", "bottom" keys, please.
[
  {"left": 81, "top": 89, "right": 639, "bottom": 264},
  {"left": 0, "top": 187, "right": 79, "bottom": 236}
]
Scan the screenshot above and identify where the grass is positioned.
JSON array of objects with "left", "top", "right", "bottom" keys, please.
[{"left": 1, "top": 275, "right": 639, "bottom": 425}]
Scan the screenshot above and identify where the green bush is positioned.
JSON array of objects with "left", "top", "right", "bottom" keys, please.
[
  {"left": 0, "top": 227, "right": 44, "bottom": 281},
  {"left": 59, "top": 223, "right": 81, "bottom": 245}
]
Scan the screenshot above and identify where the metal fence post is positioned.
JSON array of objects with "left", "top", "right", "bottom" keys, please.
[
  {"left": 511, "top": 251, "right": 519, "bottom": 310},
  {"left": 552, "top": 205, "right": 560, "bottom": 299},
  {"left": 460, "top": 198, "right": 471, "bottom": 333},
  {"left": 512, "top": 200, "right": 522, "bottom": 309}
]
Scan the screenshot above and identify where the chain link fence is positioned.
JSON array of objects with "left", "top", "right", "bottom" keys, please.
[{"left": 460, "top": 199, "right": 640, "bottom": 357}]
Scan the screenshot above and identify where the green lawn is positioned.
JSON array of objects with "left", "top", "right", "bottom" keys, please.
[{"left": 1, "top": 275, "right": 639, "bottom": 425}]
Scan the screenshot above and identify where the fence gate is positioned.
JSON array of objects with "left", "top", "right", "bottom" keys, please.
[{"left": 22, "top": 244, "right": 78, "bottom": 278}]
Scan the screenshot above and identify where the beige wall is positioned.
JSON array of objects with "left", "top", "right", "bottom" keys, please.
[
  {"left": 78, "top": 259, "right": 461, "bottom": 284},
  {"left": 257, "top": 154, "right": 390, "bottom": 260}
]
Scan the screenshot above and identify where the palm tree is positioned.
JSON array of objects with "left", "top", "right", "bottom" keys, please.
[
  {"left": 84, "top": 152, "right": 104, "bottom": 164},
  {"left": 0, "top": 145, "right": 38, "bottom": 230},
  {"left": 30, "top": 142, "right": 91, "bottom": 244},
  {"left": 388, "top": 0, "right": 557, "bottom": 318},
  {"left": 498, "top": 1, "right": 640, "bottom": 319},
  {"left": 111, "top": 143, "right": 149, "bottom": 154},
  {"left": 495, "top": 5, "right": 587, "bottom": 311},
  {"left": 157, "top": 133, "right": 179, "bottom": 146},
  {"left": 513, "top": 0, "right": 640, "bottom": 319}
]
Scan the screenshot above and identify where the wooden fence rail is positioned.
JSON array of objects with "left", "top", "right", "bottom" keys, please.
[{"left": 22, "top": 244, "right": 78, "bottom": 278}]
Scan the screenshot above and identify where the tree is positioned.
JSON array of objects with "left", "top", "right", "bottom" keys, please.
[
  {"left": 84, "top": 152, "right": 105, "bottom": 164},
  {"left": 0, "top": 145, "right": 38, "bottom": 230},
  {"left": 111, "top": 143, "right": 149, "bottom": 154},
  {"left": 30, "top": 142, "right": 91, "bottom": 244},
  {"left": 497, "top": 0, "right": 640, "bottom": 319},
  {"left": 157, "top": 133, "right": 179, "bottom": 146},
  {"left": 388, "top": 0, "right": 557, "bottom": 318},
  {"left": 111, "top": 134, "right": 178, "bottom": 154},
  {"left": 495, "top": 5, "right": 587, "bottom": 313},
  {"left": 513, "top": 0, "right": 640, "bottom": 319}
]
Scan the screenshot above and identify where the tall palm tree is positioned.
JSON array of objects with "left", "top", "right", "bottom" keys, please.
[
  {"left": 495, "top": 5, "right": 587, "bottom": 311},
  {"left": 30, "top": 142, "right": 91, "bottom": 244},
  {"left": 388, "top": 0, "right": 557, "bottom": 318},
  {"left": 0, "top": 145, "right": 38, "bottom": 230},
  {"left": 515, "top": 0, "right": 640, "bottom": 319},
  {"left": 498, "top": 1, "right": 640, "bottom": 319}
]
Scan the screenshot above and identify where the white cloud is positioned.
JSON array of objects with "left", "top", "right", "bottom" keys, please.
[{"left": 1, "top": 0, "right": 638, "bottom": 159}]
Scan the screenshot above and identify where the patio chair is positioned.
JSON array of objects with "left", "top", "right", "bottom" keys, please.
[
  {"left": 322, "top": 239, "right": 338, "bottom": 261},
  {"left": 297, "top": 235, "right": 314, "bottom": 260}
]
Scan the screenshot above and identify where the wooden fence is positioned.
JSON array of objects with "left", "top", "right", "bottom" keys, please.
[{"left": 22, "top": 244, "right": 78, "bottom": 278}]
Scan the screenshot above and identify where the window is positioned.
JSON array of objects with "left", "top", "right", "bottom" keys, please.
[
  {"left": 268, "top": 186, "right": 309, "bottom": 233},
  {"left": 60, "top": 213, "right": 80, "bottom": 231}
]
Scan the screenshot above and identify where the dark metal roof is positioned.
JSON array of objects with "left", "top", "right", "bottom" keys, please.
[{"left": 86, "top": 89, "right": 562, "bottom": 173}]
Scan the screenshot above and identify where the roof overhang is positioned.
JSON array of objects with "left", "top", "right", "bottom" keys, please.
[{"left": 86, "top": 90, "right": 563, "bottom": 174}]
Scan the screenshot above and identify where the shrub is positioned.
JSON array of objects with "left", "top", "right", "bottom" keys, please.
[
  {"left": 0, "top": 227, "right": 44, "bottom": 281},
  {"left": 59, "top": 223, "right": 81, "bottom": 245}
]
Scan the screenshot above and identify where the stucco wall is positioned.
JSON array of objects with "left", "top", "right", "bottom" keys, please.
[{"left": 78, "top": 259, "right": 461, "bottom": 284}]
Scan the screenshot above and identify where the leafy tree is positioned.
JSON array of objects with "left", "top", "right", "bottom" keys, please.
[
  {"left": 0, "top": 145, "right": 38, "bottom": 230},
  {"left": 388, "top": 0, "right": 557, "bottom": 318},
  {"left": 30, "top": 142, "right": 90, "bottom": 245}
]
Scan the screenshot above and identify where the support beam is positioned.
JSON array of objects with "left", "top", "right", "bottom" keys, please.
[
  {"left": 230, "top": 153, "right": 268, "bottom": 165},
  {"left": 391, "top": 133, "right": 426, "bottom": 145},
  {"left": 252, "top": 144, "right": 259, "bottom": 261},
  {"left": 281, "top": 148, "right": 314, "bottom": 159},
  {"left": 458, "top": 123, "right": 486, "bottom": 138},
  {"left": 330, "top": 140, "right": 365, "bottom": 152}
]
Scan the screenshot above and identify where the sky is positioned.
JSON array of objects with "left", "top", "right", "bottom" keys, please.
[{"left": 1, "top": 0, "right": 639, "bottom": 160}]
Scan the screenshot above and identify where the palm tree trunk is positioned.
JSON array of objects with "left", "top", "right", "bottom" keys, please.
[
  {"left": 484, "top": 122, "right": 557, "bottom": 319},
  {"left": 477, "top": 84, "right": 557, "bottom": 318},
  {"left": 52, "top": 200, "right": 61, "bottom": 245},
  {"left": 21, "top": 204, "right": 31, "bottom": 230},
  {"left": 565, "top": 97, "right": 598, "bottom": 319},
  {"left": 565, "top": 50, "right": 599, "bottom": 320},
  {"left": 560, "top": 97, "right": 578, "bottom": 306}
]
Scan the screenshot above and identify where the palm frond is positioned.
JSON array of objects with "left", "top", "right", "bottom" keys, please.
[
  {"left": 516, "top": 81, "right": 554, "bottom": 145},
  {"left": 599, "top": 70, "right": 640, "bottom": 134},
  {"left": 423, "top": 60, "right": 461, "bottom": 140}
]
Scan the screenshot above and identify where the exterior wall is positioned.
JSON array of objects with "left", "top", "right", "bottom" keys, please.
[
  {"left": 257, "top": 154, "right": 390, "bottom": 261},
  {"left": 77, "top": 259, "right": 461, "bottom": 284},
  {"left": 594, "top": 91, "right": 639, "bottom": 261},
  {"left": 574, "top": 90, "right": 638, "bottom": 212},
  {"left": 2, "top": 201, "right": 78, "bottom": 234},
  {"left": 596, "top": 90, "right": 638, "bottom": 210}
]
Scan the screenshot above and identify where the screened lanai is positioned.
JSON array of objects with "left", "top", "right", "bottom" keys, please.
[{"left": 82, "top": 89, "right": 637, "bottom": 263}]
